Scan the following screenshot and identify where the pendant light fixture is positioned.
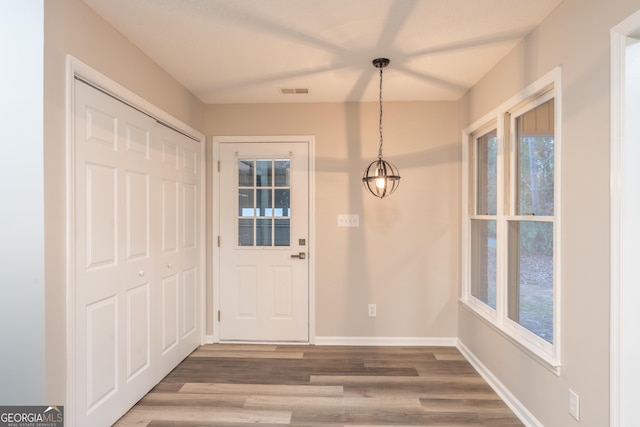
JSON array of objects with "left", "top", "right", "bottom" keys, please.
[{"left": 362, "top": 57, "right": 400, "bottom": 198}]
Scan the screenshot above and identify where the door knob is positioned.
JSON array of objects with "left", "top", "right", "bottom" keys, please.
[
  {"left": 291, "top": 252, "right": 306, "bottom": 260},
  {"left": 138, "top": 270, "right": 145, "bottom": 277}
]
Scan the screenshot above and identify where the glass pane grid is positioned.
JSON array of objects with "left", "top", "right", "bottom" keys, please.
[{"left": 237, "top": 158, "right": 291, "bottom": 248}]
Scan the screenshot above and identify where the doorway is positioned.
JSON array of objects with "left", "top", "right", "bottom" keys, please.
[
  {"left": 611, "top": 9, "right": 640, "bottom": 427},
  {"left": 213, "top": 136, "right": 315, "bottom": 342}
]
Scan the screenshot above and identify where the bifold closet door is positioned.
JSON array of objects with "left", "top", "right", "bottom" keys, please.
[
  {"left": 72, "top": 80, "right": 201, "bottom": 427},
  {"left": 155, "top": 123, "right": 201, "bottom": 378},
  {"left": 74, "top": 81, "right": 158, "bottom": 427}
]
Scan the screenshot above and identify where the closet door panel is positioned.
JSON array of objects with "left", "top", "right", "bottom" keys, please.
[
  {"left": 85, "top": 163, "right": 117, "bottom": 270},
  {"left": 125, "top": 171, "right": 149, "bottom": 261},
  {"left": 161, "top": 179, "right": 179, "bottom": 254},
  {"left": 74, "top": 81, "right": 157, "bottom": 427},
  {"left": 85, "top": 296, "right": 118, "bottom": 411},
  {"left": 157, "top": 126, "right": 201, "bottom": 377},
  {"left": 160, "top": 273, "right": 179, "bottom": 353},
  {"left": 181, "top": 146, "right": 200, "bottom": 344},
  {"left": 182, "top": 267, "right": 198, "bottom": 337},
  {"left": 126, "top": 283, "right": 151, "bottom": 380}
]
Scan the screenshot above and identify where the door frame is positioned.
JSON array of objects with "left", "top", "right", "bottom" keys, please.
[
  {"left": 611, "top": 9, "right": 640, "bottom": 427},
  {"left": 211, "top": 136, "right": 316, "bottom": 344},
  {"left": 65, "top": 56, "right": 206, "bottom": 426}
]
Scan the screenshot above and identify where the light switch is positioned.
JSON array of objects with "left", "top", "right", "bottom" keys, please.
[{"left": 337, "top": 214, "right": 359, "bottom": 227}]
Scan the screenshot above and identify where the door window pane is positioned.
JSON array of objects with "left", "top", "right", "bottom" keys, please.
[
  {"left": 470, "top": 219, "right": 497, "bottom": 309},
  {"left": 257, "top": 189, "right": 272, "bottom": 217},
  {"left": 508, "top": 221, "right": 553, "bottom": 343},
  {"left": 238, "top": 160, "right": 254, "bottom": 186},
  {"left": 238, "top": 189, "right": 254, "bottom": 216},
  {"left": 275, "top": 189, "right": 290, "bottom": 217},
  {"left": 237, "top": 157, "right": 291, "bottom": 247},
  {"left": 238, "top": 219, "right": 254, "bottom": 246},
  {"left": 256, "top": 160, "right": 272, "bottom": 187},
  {"left": 256, "top": 218, "right": 272, "bottom": 246},
  {"left": 516, "top": 99, "right": 554, "bottom": 216},
  {"left": 476, "top": 129, "right": 498, "bottom": 215},
  {"left": 275, "top": 160, "right": 290, "bottom": 187},
  {"left": 275, "top": 219, "right": 290, "bottom": 246}
]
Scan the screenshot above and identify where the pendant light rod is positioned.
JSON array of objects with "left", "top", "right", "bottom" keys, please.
[{"left": 373, "top": 58, "right": 389, "bottom": 160}]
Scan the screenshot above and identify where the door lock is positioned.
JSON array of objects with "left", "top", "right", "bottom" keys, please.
[{"left": 291, "top": 252, "right": 306, "bottom": 260}]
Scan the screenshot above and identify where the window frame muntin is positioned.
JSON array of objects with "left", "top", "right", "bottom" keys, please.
[{"left": 461, "top": 67, "right": 562, "bottom": 373}]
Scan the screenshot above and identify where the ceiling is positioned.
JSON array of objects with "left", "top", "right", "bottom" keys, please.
[{"left": 82, "top": 0, "right": 564, "bottom": 104}]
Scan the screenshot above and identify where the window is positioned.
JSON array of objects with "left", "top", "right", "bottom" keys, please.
[
  {"left": 237, "top": 158, "right": 291, "bottom": 247},
  {"left": 462, "top": 69, "right": 561, "bottom": 370}
]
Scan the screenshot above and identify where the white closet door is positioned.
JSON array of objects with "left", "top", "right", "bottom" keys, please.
[
  {"left": 72, "top": 80, "right": 202, "bottom": 427},
  {"left": 74, "top": 81, "right": 158, "bottom": 427},
  {"left": 156, "top": 124, "right": 201, "bottom": 377}
]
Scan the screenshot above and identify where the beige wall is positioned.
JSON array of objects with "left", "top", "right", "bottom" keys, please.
[
  {"left": 458, "top": 0, "right": 640, "bottom": 426},
  {"left": 43, "top": 0, "right": 205, "bottom": 403},
  {"left": 205, "top": 101, "right": 460, "bottom": 339}
]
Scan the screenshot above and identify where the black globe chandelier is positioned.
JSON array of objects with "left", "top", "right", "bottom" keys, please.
[{"left": 362, "top": 57, "right": 401, "bottom": 199}]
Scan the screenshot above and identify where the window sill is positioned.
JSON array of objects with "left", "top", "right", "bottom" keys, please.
[{"left": 459, "top": 298, "right": 561, "bottom": 376}]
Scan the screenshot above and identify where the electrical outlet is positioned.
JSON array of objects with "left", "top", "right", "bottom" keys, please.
[
  {"left": 368, "top": 304, "right": 376, "bottom": 317},
  {"left": 569, "top": 389, "right": 580, "bottom": 421},
  {"left": 338, "top": 214, "right": 359, "bottom": 227}
]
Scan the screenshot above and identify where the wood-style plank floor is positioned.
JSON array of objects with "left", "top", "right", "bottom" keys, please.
[{"left": 114, "top": 344, "right": 524, "bottom": 426}]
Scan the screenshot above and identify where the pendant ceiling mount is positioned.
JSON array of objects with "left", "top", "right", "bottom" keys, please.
[
  {"left": 362, "top": 57, "right": 400, "bottom": 199},
  {"left": 372, "top": 57, "right": 390, "bottom": 69}
]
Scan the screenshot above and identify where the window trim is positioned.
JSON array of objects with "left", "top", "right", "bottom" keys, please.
[{"left": 461, "top": 67, "right": 562, "bottom": 374}]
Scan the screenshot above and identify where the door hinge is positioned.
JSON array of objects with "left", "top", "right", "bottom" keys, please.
[
  {"left": 217, "top": 235, "right": 221, "bottom": 247},
  {"left": 218, "top": 310, "right": 221, "bottom": 322},
  {"left": 217, "top": 160, "right": 220, "bottom": 172}
]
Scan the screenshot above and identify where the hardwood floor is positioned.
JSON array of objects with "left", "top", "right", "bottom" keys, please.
[{"left": 114, "top": 344, "right": 523, "bottom": 426}]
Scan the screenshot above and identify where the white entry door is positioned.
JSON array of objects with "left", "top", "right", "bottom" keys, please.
[{"left": 219, "top": 141, "right": 309, "bottom": 342}]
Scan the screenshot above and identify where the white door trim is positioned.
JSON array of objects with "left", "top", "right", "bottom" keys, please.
[
  {"left": 211, "top": 135, "right": 316, "bottom": 344},
  {"left": 65, "top": 56, "right": 206, "bottom": 426},
  {"left": 611, "top": 9, "right": 640, "bottom": 427}
]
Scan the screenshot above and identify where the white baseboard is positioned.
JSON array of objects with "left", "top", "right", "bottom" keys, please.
[
  {"left": 203, "top": 335, "right": 457, "bottom": 347},
  {"left": 457, "top": 341, "right": 542, "bottom": 427},
  {"left": 314, "top": 336, "right": 458, "bottom": 347}
]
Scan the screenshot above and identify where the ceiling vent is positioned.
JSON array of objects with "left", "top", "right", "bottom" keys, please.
[{"left": 280, "top": 88, "right": 309, "bottom": 94}]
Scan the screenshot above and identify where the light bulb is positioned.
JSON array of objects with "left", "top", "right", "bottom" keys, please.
[{"left": 375, "top": 177, "right": 386, "bottom": 189}]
